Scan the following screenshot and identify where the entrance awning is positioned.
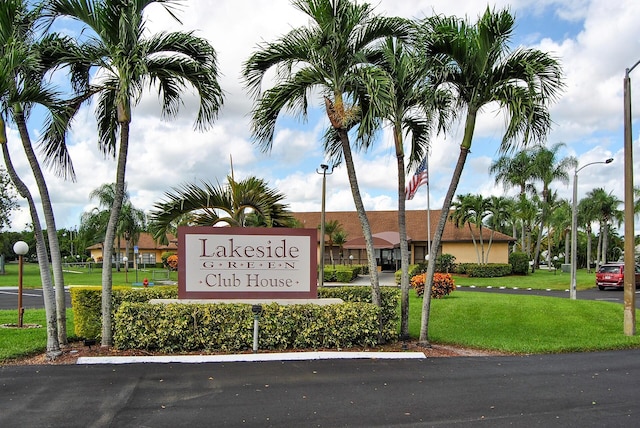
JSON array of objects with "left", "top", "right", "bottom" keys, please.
[{"left": 342, "top": 231, "right": 410, "bottom": 249}]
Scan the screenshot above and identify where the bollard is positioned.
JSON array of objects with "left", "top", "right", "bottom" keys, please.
[{"left": 251, "top": 304, "right": 262, "bottom": 353}]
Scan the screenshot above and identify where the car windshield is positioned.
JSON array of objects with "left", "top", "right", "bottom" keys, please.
[{"left": 599, "top": 265, "right": 622, "bottom": 274}]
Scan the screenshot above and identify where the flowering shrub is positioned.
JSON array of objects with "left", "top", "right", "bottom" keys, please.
[
  {"left": 166, "top": 254, "right": 178, "bottom": 271},
  {"left": 410, "top": 272, "right": 456, "bottom": 298}
]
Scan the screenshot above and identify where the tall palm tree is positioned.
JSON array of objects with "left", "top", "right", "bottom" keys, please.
[
  {"left": 528, "top": 143, "right": 577, "bottom": 270},
  {"left": 0, "top": 0, "right": 79, "bottom": 346},
  {"left": 416, "top": 7, "right": 564, "bottom": 343},
  {"left": 47, "top": 0, "right": 224, "bottom": 346},
  {"left": 370, "top": 37, "right": 451, "bottom": 338},
  {"left": 0, "top": 0, "right": 81, "bottom": 348},
  {"left": 242, "top": 0, "right": 409, "bottom": 308},
  {"left": 148, "top": 176, "right": 295, "bottom": 244},
  {"left": 1, "top": 133, "right": 61, "bottom": 358}
]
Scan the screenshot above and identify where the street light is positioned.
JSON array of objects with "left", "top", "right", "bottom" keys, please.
[
  {"left": 123, "top": 256, "right": 128, "bottom": 283},
  {"left": 623, "top": 60, "right": 640, "bottom": 335},
  {"left": 316, "top": 163, "right": 333, "bottom": 287},
  {"left": 570, "top": 158, "right": 613, "bottom": 299},
  {"left": 13, "top": 241, "right": 29, "bottom": 327}
]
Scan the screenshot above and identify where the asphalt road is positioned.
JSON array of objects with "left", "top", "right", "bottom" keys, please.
[
  {"left": 0, "top": 288, "right": 72, "bottom": 311},
  {"left": 457, "top": 284, "right": 640, "bottom": 307},
  {"left": 2, "top": 350, "right": 640, "bottom": 427}
]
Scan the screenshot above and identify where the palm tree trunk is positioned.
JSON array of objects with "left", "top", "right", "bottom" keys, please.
[
  {"left": 1, "top": 134, "right": 60, "bottom": 358},
  {"left": 468, "top": 223, "right": 480, "bottom": 264},
  {"left": 101, "top": 121, "right": 130, "bottom": 347},
  {"left": 596, "top": 227, "right": 602, "bottom": 272},
  {"left": 602, "top": 222, "right": 609, "bottom": 264},
  {"left": 586, "top": 225, "right": 593, "bottom": 273},
  {"left": 564, "top": 230, "right": 570, "bottom": 264},
  {"left": 15, "top": 112, "right": 67, "bottom": 345},
  {"left": 337, "top": 130, "right": 380, "bottom": 308},
  {"left": 419, "top": 145, "right": 471, "bottom": 344},
  {"left": 394, "top": 129, "right": 410, "bottom": 338}
]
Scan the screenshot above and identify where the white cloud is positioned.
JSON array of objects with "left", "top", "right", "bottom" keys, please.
[{"left": 4, "top": 0, "right": 640, "bottom": 238}]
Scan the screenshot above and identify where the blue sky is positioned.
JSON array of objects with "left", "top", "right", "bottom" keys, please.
[{"left": 4, "top": 0, "right": 640, "bottom": 236}]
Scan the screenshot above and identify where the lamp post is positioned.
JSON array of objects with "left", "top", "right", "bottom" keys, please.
[
  {"left": 570, "top": 158, "right": 613, "bottom": 299},
  {"left": 316, "top": 164, "right": 333, "bottom": 287},
  {"left": 13, "top": 241, "right": 28, "bottom": 327},
  {"left": 123, "top": 256, "right": 128, "bottom": 283},
  {"left": 623, "top": 60, "right": 640, "bottom": 335}
]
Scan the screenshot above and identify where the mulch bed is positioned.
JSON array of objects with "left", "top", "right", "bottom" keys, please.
[{"left": 2, "top": 341, "right": 509, "bottom": 366}]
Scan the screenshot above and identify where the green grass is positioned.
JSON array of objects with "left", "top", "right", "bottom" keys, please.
[
  {"left": 3, "top": 287, "right": 640, "bottom": 362},
  {"left": 0, "top": 262, "right": 177, "bottom": 288},
  {"left": 451, "top": 267, "right": 596, "bottom": 291},
  {"left": 0, "top": 309, "right": 75, "bottom": 361},
  {"left": 409, "top": 290, "right": 640, "bottom": 354}
]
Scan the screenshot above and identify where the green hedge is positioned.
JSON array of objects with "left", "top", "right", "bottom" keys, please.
[
  {"left": 114, "top": 301, "right": 382, "bottom": 352},
  {"left": 456, "top": 263, "right": 512, "bottom": 277},
  {"left": 322, "top": 266, "right": 359, "bottom": 282},
  {"left": 509, "top": 252, "right": 530, "bottom": 275},
  {"left": 72, "top": 285, "right": 399, "bottom": 349},
  {"left": 70, "top": 286, "right": 178, "bottom": 339}
]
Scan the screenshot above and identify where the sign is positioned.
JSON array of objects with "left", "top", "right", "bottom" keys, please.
[
  {"left": 134, "top": 245, "right": 139, "bottom": 254},
  {"left": 178, "top": 226, "right": 318, "bottom": 299}
]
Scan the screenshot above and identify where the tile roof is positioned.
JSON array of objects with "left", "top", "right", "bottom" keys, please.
[
  {"left": 292, "top": 210, "right": 515, "bottom": 244},
  {"left": 86, "top": 232, "right": 177, "bottom": 251}
]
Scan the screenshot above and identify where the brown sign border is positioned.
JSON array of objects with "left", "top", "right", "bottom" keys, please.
[{"left": 178, "top": 226, "right": 318, "bottom": 299}]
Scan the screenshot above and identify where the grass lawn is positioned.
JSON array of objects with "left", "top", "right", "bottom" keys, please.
[
  {"left": 411, "top": 290, "right": 640, "bottom": 354},
  {"left": 451, "top": 267, "right": 596, "bottom": 291},
  {"left": 0, "top": 262, "right": 177, "bottom": 288},
  {"left": 0, "top": 309, "right": 76, "bottom": 361},
  {"left": 2, "top": 287, "right": 640, "bottom": 361}
]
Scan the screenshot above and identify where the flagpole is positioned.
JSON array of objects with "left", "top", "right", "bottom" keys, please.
[{"left": 426, "top": 147, "right": 432, "bottom": 259}]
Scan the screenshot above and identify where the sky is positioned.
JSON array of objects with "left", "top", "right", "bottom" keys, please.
[{"left": 4, "top": 0, "right": 640, "bottom": 238}]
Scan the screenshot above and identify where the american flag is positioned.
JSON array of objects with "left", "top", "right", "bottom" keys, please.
[{"left": 405, "top": 156, "right": 428, "bottom": 200}]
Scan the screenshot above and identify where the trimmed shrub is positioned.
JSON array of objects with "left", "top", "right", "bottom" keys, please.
[
  {"left": 73, "top": 285, "right": 399, "bottom": 347},
  {"left": 114, "top": 301, "right": 382, "bottom": 352},
  {"left": 509, "top": 251, "right": 530, "bottom": 275},
  {"left": 70, "top": 286, "right": 178, "bottom": 340},
  {"left": 410, "top": 273, "right": 456, "bottom": 299},
  {"left": 465, "top": 263, "right": 512, "bottom": 277},
  {"left": 435, "top": 254, "right": 457, "bottom": 273}
]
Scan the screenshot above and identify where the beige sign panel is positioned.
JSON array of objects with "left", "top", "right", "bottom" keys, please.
[{"left": 178, "top": 226, "right": 318, "bottom": 299}]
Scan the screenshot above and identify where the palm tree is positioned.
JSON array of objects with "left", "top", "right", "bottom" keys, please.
[
  {"left": 485, "top": 195, "right": 513, "bottom": 261},
  {"left": 370, "top": 36, "right": 451, "bottom": 338},
  {"left": 118, "top": 202, "right": 146, "bottom": 269},
  {"left": 587, "top": 188, "right": 623, "bottom": 266},
  {"left": 242, "top": 0, "right": 409, "bottom": 308},
  {"left": 490, "top": 150, "right": 535, "bottom": 251},
  {"left": 416, "top": 7, "right": 564, "bottom": 343},
  {"left": 528, "top": 143, "right": 577, "bottom": 270},
  {"left": 148, "top": 176, "right": 295, "bottom": 244},
  {"left": 322, "top": 220, "right": 343, "bottom": 267},
  {"left": 1, "top": 129, "right": 61, "bottom": 358},
  {"left": 47, "top": 0, "right": 224, "bottom": 346},
  {"left": 548, "top": 198, "right": 572, "bottom": 264},
  {"left": 450, "top": 194, "right": 492, "bottom": 264},
  {"left": 0, "top": 0, "right": 79, "bottom": 346}
]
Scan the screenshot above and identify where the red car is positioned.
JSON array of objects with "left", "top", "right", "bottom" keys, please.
[{"left": 596, "top": 263, "right": 640, "bottom": 290}]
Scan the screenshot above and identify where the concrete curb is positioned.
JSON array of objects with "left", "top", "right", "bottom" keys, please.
[{"left": 76, "top": 351, "right": 426, "bottom": 365}]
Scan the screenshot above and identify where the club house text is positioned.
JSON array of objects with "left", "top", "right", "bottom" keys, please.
[
  {"left": 200, "top": 238, "right": 299, "bottom": 287},
  {"left": 179, "top": 227, "right": 317, "bottom": 299}
]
